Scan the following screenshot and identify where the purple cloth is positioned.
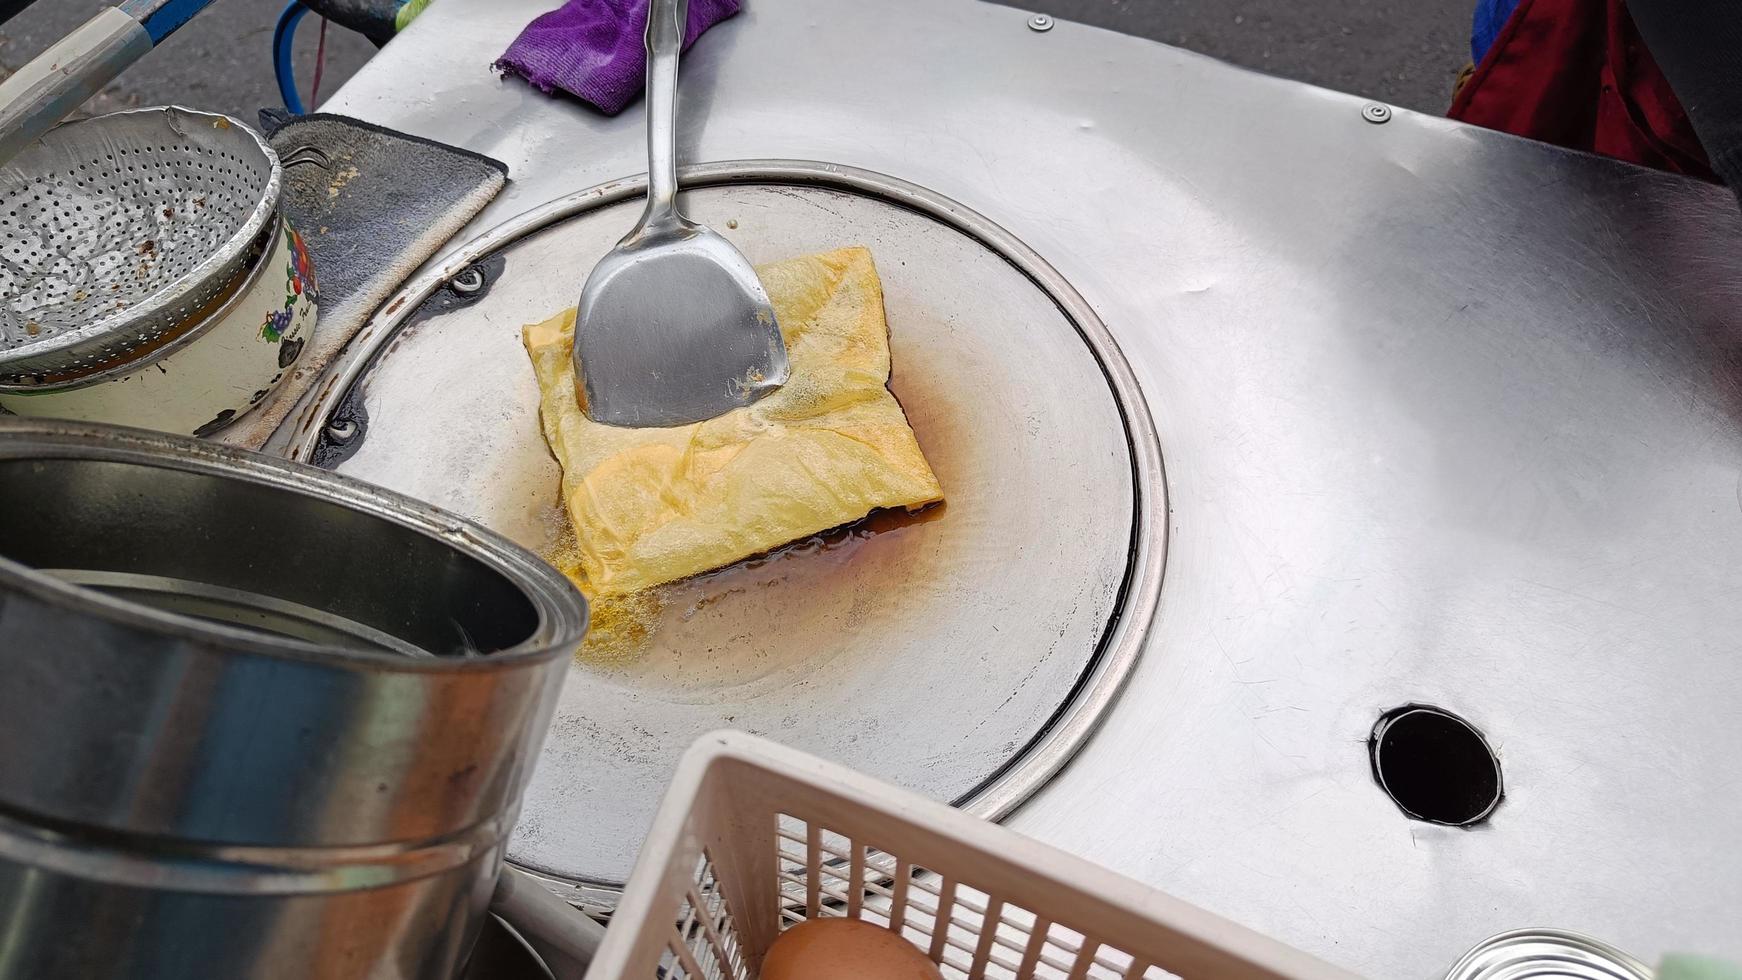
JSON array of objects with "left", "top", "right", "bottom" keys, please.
[{"left": 495, "top": 0, "right": 742, "bottom": 115}]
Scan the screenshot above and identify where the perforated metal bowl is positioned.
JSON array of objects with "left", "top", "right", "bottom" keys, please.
[{"left": 0, "top": 106, "right": 280, "bottom": 381}]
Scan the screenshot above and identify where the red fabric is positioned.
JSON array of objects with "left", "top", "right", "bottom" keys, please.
[{"left": 1448, "top": 0, "right": 1717, "bottom": 181}]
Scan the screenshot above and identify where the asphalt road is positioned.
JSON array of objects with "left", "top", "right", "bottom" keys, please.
[
  {"left": 1007, "top": 0, "right": 1471, "bottom": 114},
  {"left": 0, "top": 0, "right": 1469, "bottom": 124},
  {"left": 0, "top": 0, "right": 377, "bottom": 123}
]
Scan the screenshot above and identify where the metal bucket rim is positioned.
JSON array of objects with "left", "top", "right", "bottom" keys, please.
[
  {"left": 1442, "top": 928, "right": 1655, "bottom": 980},
  {"left": 0, "top": 418, "right": 587, "bottom": 667}
]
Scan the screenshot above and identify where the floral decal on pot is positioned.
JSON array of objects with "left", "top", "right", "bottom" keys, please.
[
  {"left": 260, "top": 224, "right": 318, "bottom": 342},
  {"left": 261, "top": 306, "right": 293, "bottom": 343}
]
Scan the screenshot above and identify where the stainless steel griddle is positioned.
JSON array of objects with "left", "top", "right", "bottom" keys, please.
[
  {"left": 288, "top": 0, "right": 1742, "bottom": 974},
  {"left": 291, "top": 165, "right": 1164, "bottom": 897}
]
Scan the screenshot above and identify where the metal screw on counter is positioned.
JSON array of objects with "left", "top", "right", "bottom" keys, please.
[
  {"left": 0, "top": 419, "right": 588, "bottom": 980},
  {"left": 325, "top": 416, "right": 360, "bottom": 444},
  {"left": 451, "top": 266, "right": 489, "bottom": 295},
  {"left": 1028, "top": 13, "right": 1055, "bottom": 31}
]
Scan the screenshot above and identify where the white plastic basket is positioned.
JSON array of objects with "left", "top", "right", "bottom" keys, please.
[{"left": 584, "top": 732, "right": 1357, "bottom": 980}]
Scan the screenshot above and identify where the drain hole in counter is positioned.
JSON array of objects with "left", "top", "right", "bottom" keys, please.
[{"left": 1369, "top": 704, "right": 1501, "bottom": 826}]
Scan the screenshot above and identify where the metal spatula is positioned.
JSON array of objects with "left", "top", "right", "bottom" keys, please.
[{"left": 572, "top": 0, "right": 789, "bottom": 427}]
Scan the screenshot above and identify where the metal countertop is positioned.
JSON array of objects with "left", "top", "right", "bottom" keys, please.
[{"left": 319, "top": 1, "right": 1742, "bottom": 974}]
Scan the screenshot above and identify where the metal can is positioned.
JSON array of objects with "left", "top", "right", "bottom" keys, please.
[
  {"left": 0, "top": 419, "right": 587, "bottom": 980},
  {"left": 1444, "top": 929, "right": 1654, "bottom": 980}
]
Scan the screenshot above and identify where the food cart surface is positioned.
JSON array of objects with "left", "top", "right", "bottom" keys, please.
[{"left": 317, "top": 0, "right": 1742, "bottom": 974}]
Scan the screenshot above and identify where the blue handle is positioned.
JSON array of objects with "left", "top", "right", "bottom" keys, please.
[{"left": 117, "top": 0, "right": 218, "bottom": 44}]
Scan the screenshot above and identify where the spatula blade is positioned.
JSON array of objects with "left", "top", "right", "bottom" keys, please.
[{"left": 574, "top": 224, "right": 789, "bottom": 428}]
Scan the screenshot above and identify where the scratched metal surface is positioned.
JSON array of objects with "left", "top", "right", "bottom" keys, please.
[
  {"left": 316, "top": 0, "right": 1742, "bottom": 973},
  {"left": 307, "top": 177, "right": 1148, "bottom": 888}
]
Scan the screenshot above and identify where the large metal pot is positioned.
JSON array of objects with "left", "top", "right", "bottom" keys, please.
[{"left": 0, "top": 419, "right": 587, "bottom": 980}]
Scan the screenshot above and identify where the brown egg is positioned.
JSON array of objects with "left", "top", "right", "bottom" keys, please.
[{"left": 759, "top": 917, "right": 944, "bottom": 980}]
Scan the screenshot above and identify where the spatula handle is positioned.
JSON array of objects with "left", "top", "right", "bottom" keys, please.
[{"left": 641, "top": 0, "right": 688, "bottom": 231}]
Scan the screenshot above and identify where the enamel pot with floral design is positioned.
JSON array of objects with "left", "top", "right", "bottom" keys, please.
[{"left": 0, "top": 215, "right": 317, "bottom": 436}]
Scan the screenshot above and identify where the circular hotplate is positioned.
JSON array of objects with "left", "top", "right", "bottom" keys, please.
[{"left": 294, "top": 162, "right": 1164, "bottom": 901}]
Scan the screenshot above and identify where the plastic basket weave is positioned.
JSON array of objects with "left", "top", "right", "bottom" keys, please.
[{"left": 585, "top": 732, "right": 1356, "bottom": 980}]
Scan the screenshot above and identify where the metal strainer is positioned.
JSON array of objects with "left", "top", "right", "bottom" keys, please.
[{"left": 0, "top": 106, "right": 281, "bottom": 381}]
